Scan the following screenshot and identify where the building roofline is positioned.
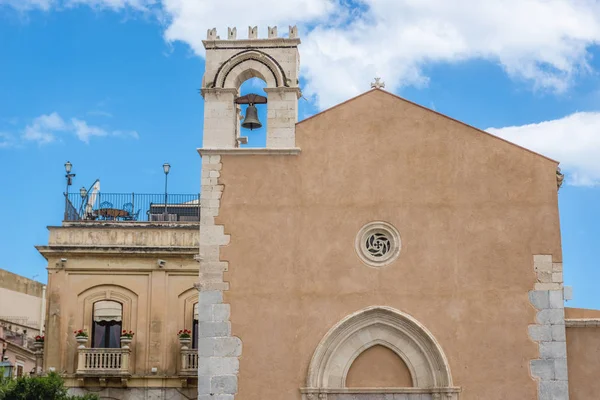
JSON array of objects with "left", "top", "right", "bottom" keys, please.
[{"left": 297, "top": 88, "right": 559, "bottom": 165}]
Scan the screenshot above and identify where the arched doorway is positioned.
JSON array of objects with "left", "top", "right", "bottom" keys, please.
[{"left": 302, "top": 306, "right": 461, "bottom": 400}]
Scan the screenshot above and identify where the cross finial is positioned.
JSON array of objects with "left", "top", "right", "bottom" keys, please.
[{"left": 371, "top": 77, "right": 385, "bottom": 89}]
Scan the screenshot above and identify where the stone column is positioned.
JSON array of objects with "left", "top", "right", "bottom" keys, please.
[
  {"left": 264, "top": 87, "right": 300, "bottom": 148},
  {"left": 201, "top": 89, "right": 238, "bottom": 149}
]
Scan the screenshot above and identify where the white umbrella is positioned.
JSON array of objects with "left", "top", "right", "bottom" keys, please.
[{"left": 85, "top": 179, "right": 100, "bottom": 218}]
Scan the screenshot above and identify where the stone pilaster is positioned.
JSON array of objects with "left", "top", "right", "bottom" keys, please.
[
  {"left": 528, "top": 255, "right": 569, "bottom": 400},
  {"left": 197, "top": 155, "right": 242, "bottom": 400}
]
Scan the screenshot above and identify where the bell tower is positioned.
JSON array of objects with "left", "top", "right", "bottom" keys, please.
[{"left": 200, "top": 25, "right": 301, "bottom": 149}]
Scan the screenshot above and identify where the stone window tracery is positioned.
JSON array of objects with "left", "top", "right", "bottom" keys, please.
[{"left": 355, "top": 222, "right": 401, "bottom": 267}]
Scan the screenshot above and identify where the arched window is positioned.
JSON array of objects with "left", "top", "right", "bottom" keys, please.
[
  {"left": 192, "top": 303, "right": 199, "bottom": 349},
  {"left": 92, "top": 300, "right": 122, "bottom": 348}
]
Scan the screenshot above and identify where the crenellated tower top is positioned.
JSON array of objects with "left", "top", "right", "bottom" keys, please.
[{"left": 200, "top": 26, "right": 301, "bottom": 150}]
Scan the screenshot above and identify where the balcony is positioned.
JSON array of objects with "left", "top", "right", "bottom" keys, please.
[
  {"left": 76, "top": 347, "right": 131, "bottom": 378},
  {"left": 64, "top": 193, "right": 200, "bottom": 223},
  {"left": 180, "top": 348, "right": 198, "bottom": 376}
]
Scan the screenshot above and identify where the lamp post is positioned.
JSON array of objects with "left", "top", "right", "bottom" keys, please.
[
  {"left": 64, "top": 161, "right": 76, "bottom": 221},
  {"left": 163, "top": 163, "right": 170, "bottom": 216}
]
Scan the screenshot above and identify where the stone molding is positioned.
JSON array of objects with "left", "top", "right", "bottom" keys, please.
[
  {"left": 528, "top": 255, "right": 569, "bottom": 400},
  {"left": 303, "top": 306, "right": 459, "bottom": 400},
  {"left": 565, "top": 318, "right": 600, "bottom": 328},
  {"left": 198, "top": 148, "right": 301, "bottom": 156},
  {"left": 203, "top": 38, "right": 301, "bottom": 49},
  {"left": 197, "top": 155, "right": 242, "bottom": 400}
]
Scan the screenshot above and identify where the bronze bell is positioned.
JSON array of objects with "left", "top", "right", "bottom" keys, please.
[{"left": 241, "top": 104, "right": 262, "bottom": 130}]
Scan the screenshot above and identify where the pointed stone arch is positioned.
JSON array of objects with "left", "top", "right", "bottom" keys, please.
[
  {"left": 303, "top": 306, "right": 460, "bottom": 399},
  {"left": 212, "top": 49, "right": 287, "bottom": 89}
]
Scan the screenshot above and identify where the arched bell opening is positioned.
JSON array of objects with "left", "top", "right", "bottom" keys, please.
[{"left": 237, "top": 77, "right": 268, "bottom": 148}]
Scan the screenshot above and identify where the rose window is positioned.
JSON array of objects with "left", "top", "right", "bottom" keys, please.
[{"left": 355, "top": 222, "right": 401, "bottom": 267}]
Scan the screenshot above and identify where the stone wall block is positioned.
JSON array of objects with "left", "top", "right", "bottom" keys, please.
[
  {"left": 530, "top": 359, "right": 555, "bottom": 380},
  {"left": 539, "top": 341, "right": 567, "bottom": 359},
  {"left": 529, "top": 291, "right": 550, "bottom": 309},
  {"left": 199, "top": 261, "right": 229, "bottom": 273},
  {"left": 552, "top": 263, "right": 563, "bottom": 272},
  {"left": 213, "top": 337, "right": 242, "bottom": 357},
  {"left": 198, "top": 375, "right": 211, "bottom": 394},
  {"left": 536, "top": 308, "right": 565, "bottom": 325},
  {"left": 554, "top": 358, "right": 568, "bottom": 380},
  {"left": 548, "top": 290, "right": 564, "bottom": 309},
  {"left": 552, "top": 273, "right": 563, "bottom": 283},
  {"left": 198, "top": 321, "right": 231, "bottom": 337},
  {"left": 528, "top": 325, "right": 552, "bottom": 342},
  {"left": 198, "top": 357, "right": 239, "bottom": 375},
  {"left": 200, "top": 282, "right": 230, "bottom": 291},
  {"left": 211, "top": 375, "right": 238, "bottom": 394},
  {"left": 535, "top": 282, "right": 561, "bottom": 291},
  {"left": 198, "top": 290, "right": 223, "bottom": 305},
  {"left": 539, "top": 381, "right": 569, "bottom": 400},
  {"left": 213, "top": 304, "right": 231, "bottom": 321},
  {"left": 551, "top": 325, "right": 566, "bottom": 341}
]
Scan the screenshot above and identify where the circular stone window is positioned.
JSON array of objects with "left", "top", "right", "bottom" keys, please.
[{"left": 355, "top": 222, "right": 401, "bottom": 267}]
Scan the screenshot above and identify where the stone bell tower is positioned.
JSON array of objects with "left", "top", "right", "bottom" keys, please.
[{"left": 200, "top": 25, "right": 301, "bottom": 149}]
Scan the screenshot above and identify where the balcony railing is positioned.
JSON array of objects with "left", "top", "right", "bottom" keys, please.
[
  {"left": 180, "top": 349, "right": 198, "bottom": 375},
  {"left": 76, "top": 348, "right": 130, "bottom": 376},
  {"left": 65, "top": 193, "right": 200, "bottom": 222}
]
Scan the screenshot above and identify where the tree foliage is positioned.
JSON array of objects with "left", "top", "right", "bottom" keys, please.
[{"left": 0, "top": 372, "right": 98, "bottom": 400}]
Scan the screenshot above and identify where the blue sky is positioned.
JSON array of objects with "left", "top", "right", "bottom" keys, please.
[{"left": 1, "top": 1, "right": 599, "bottom": 309}]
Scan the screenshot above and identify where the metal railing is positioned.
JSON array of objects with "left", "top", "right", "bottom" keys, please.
[
  {"left": 180, "top": 349, "right": 198, "bottom": 375},
  {"left": 64, "top": 193, "right": 200, "bottom": 222},
  {"left": 76, "top": 348, "right": 130, "bottom": 376}
]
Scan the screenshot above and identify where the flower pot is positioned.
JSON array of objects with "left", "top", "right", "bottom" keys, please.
[
  {"left": 179, "top": 337, "right": 192, "bottom": 349},
  {"left": 33, "top": 341, "right": 44, "bottom": 351},
  {"left": 120, "top": 336, "right": 133, "bottom": 348},
  {"left": 75, "top": 336, "right": 88, "bottom": 348}
]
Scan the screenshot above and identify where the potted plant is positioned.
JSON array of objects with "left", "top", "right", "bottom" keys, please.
[
  {"left": 33, "top": 335, "right": 44, "bottom": 350},
  {"left": 178, "top": 329, "right": 192, "bottom": 348},
  {"left": 74, "top": 330, "right": 88, "bottom": 347},
  {"left": 120, "top": 330, "right": 135, "bottom": 347}
]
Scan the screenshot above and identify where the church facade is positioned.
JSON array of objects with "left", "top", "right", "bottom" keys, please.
[{"left": 38, "top": 26, "right": 600, "bottom": 400}]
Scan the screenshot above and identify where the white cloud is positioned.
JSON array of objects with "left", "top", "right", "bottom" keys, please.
[
  {"left": 0, "top": 0, "right": 53, "bottom": 11},
  {"left": 300, "top": 0, "right": 600, "bottom": 108},
  {"left": 20, "top": 112, "right": 138, "bottom": 145},
  {"left": 22, "top": 112, "right": 67, "bottom": 144},
  {"left": 71, "top": 118, "right": 107, "bottom": 143},
  {"left": 6, "top": 1, "right": 600, "bottom": 109},
  {"left": 0, "top": 132, "right": 16, "bottom": 148},
  {"left": 487, "top": 112, "right": 600, "bottom": 186}
]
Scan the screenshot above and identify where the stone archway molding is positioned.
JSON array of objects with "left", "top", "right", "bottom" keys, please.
[
  {"left": 212, "top": 49, "right": 287, "bottom": 89},
  {"left": 302, "top": 306, "right": 461, "bottom": 400}
]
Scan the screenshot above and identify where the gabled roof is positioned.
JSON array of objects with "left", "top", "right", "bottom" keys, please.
[{"left": 297, "top": 88, "right": 558, "bottom": 164}]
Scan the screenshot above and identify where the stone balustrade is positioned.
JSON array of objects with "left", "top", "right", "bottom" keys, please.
[
  {"left": 76, "top": 347, "right": 130, "bottom": 377},
  {"left": 180, "top": 348, "right": 198, "bottom": 376}
]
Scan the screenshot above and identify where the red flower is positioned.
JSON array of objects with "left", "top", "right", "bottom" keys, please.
[{"left": 123, "top": 330, "right": 127, "bottom": 334}]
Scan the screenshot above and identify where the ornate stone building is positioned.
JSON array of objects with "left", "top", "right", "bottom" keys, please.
[{"left": 38, "top": 26, "right": 600, "bottom": 400}]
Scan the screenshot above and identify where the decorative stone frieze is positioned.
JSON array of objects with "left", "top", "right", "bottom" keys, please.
[
  {"left": 528, "top": 255, "right": 569, "bottom": 400},
  {"left": 197, "top": 155, "right": 242, "bottom": 400}
]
